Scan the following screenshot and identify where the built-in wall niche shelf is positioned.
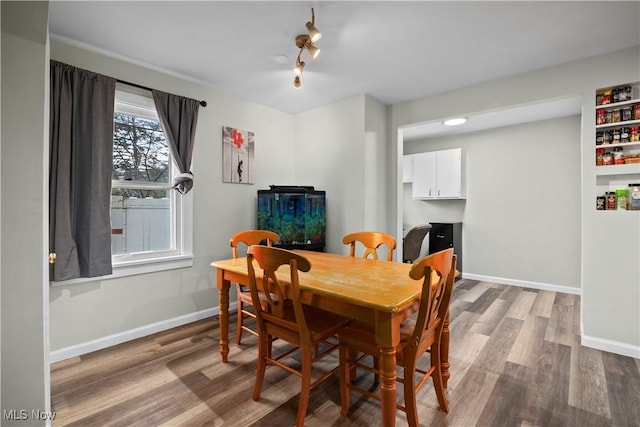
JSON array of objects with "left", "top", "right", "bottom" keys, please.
[
  {"left": 595, "top": 83, "right": 640, "bottom": 164},
  {"left": 596, "top": 120, "right": 640, "bottom": 131},
  {"left": 595, "top": 163, "right": 640, "bottom": 176},
  {"left": 595, "top": 82, "right": 640, "bottom": 212}
]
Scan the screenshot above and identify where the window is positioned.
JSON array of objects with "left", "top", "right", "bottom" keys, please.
[{"left": 110, "top": 89, "right": 192, "bottom": 274}]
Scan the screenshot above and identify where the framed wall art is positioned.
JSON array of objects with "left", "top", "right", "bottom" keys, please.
[{"left": 222, "top": 126, "right": 254, "bottom": 184}]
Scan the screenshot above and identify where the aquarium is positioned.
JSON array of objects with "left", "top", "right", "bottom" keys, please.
[{"left": 257, "top": 186, "right": 326, "bottom": 251}]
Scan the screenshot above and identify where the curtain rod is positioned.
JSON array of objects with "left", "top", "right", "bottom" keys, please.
[{"left": 116, "top": 79, "right": 207, "bottom": 107}]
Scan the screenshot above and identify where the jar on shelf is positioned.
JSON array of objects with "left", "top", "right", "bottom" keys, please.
[
  {"left": 602, "top": 90, "right": 612, "bottom": 105},
  {"left": 634, "top": 104, "right": 640, "bottom": 120},
  {"left": 613, "top": 151, "right": 625, "bottom": 165},
  {"left": 606, "top": 192, "right": 617, "bottom": 210},
  {"left": 596, "top": 147, "right": 605, "bottom": 165},
  {"left": 596, "top": 131, "right": 604, "bottom": 145},
  {"left": 615, "top": 188, "right": 628, "bottom": 210},
  {"left": 629, "top": 184, "right": 640, "bottom": 210},
  {"left": 612, "top": 109, "right": 621, "bottom": 123},
  {"left": 602, "top": 152, "right": 613, "bottom": 165},
  {"left": 622, "top": 106, "right": 633, "bottom": 121},
  {"left": 605, "top": 110, "right": 612, "bottom": 123},
  {"left": 603, "top": 129, "right": 613, "bottom": 144},
  {"left": 621, "top": 127, "right": 630, "bottom": 143},
  {"left": 630, "top": 126, "right": 639, "bottom": 142},
  {"left": 596, "top": 109, "right": 605, "bottom": 125},
  {"left": 619, "top": 86, "right": 631, "bottom": 102},
  {"left": 612, "top": 128, "right": 621, "bottom": 143}
]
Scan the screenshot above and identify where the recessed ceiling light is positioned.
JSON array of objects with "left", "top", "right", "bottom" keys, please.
[
  {"left": 271, "top": 54, "right": 289, "bottom": 64},
  {"left": 443, "top": 117, "right": 467, "bottom": 126}
]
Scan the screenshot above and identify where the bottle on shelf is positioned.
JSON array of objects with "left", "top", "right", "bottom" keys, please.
[{"left": 629, "top": 183, "right": 640, "bottom": 210}]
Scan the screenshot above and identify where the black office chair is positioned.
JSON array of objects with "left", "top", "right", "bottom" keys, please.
[{"left": 402, "top": 224, "right": 432, "bottom": 263}]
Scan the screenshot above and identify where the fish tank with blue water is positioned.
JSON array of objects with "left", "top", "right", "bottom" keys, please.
[{"left": 257, "top": 186, "right": 326, "bottom": 251}]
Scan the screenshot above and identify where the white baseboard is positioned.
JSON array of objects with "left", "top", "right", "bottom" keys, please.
[
  {"left": 581, "top": 335, "right": 640, "bottom": 359},
  {"left": 49, "top": 302, "right": 238, "bottom": 364},
  {"left": 461, "top": 273, "right": 582, "bottom": 295}
]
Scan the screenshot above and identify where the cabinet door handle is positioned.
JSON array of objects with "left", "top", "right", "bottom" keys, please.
[{"left": 436, "top": 235, "right": 445, "bottom": 239}]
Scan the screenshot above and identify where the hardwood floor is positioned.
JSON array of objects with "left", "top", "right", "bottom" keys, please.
[{"left": 50, "top": 279, "right": 640, "bottom": 426}]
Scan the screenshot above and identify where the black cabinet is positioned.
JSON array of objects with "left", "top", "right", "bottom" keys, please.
[{"left": 428, "top": 222, "right": 462, "bottom": 273}]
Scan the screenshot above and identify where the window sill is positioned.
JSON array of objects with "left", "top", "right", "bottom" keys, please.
[{"left": 50, "top": 254, "right": 193, "bottom": 287}]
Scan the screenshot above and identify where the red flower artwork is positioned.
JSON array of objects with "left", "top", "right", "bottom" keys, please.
[{"left": 232, "top": 129, "right": 244, "bottom": 149}]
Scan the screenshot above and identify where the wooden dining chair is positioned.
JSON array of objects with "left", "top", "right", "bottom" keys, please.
[
  {"left": 338, "top": 248, "right": 457, "bottom": 427},
  {"left": 229, "top": 229, "right": 279, "bottom": 345},
  {"left": 342, "top": 231, "right": 397, "bottom": 261},
  {"left": 246, "top": 245, "right": 352, "bottom": 427}
]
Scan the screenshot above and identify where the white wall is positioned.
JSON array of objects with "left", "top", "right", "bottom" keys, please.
[
  {"left": 364, "top": 96, "right": 389, "bottom": 233},
  {"left": 294, "top": 95, "right": 368, "bottom": 254},
  {"left": 48, "top": 41, "right": 296, "bottom": 352},
  {"left": 404, "top": 116, "right": 582, "bottom": 290},
  {"left": 1, "top": 1, "right": 51, "bottom": 423},
  {"left": 391, "top": 46, "right": 640, "bottom": 356}
]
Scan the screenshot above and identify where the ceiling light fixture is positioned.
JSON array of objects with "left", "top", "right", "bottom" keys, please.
[
  {"left": 294, "top": 52, "right": 305, "bottom": 76},
  {"left": 292, "top": 8, "right": 321, "bottom": 89},
  {"left": 293, "top": 75, "right": 302, "bottom": 89},
  {"left": 443, "top": 117, "right": 467, "bottom": 126},
  {"left": 305, "top": 8, "right": 322, "bottom": 43}
]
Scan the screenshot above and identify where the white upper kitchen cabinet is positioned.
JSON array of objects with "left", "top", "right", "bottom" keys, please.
[
  {"left": 411, "top": 148, "right": 465, "bottom": 200},
  {"left": 403, "top": 154, "right": 414, "bottom": 183}
]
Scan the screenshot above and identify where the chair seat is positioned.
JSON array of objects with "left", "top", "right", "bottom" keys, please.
[
  {"left": 238, "top": 286, "right": 292, "bottom": 311},
  {"left": 300, "top": 305, "right": 353, "bottom": 340},
  {"left": 267, "top": 304, "right": 352, "bottom": 343},
  {"left": 238, "top": 286, "right": 270, "bottom": 308}
]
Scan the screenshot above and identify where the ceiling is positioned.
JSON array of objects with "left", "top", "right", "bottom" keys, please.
[
  {"left": 400, "top": 95, "right": 584, "bottom": 140},
  {"left": 48, "top": 1, "right": 639, "bottom": 136}
]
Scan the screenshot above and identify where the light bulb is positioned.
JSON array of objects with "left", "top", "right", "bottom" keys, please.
[
  {"left": 306, "top": 22, "right": 322, "bottom": 43},
  {"left": 294, "top": 58, "right": 305, "bottom": 76},
  {"left": 307, "top": 44, "right": 320, "bottom": 59},
  {"left": 293, "top": 76, "right": 302, "bottom": 89}
]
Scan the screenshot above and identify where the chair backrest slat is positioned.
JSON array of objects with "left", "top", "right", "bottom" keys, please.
[
  {"left": 230, "top": 230, "right": 279, "bottom": 259},
  {"left": 407, "top": 249, "right": 456, "bottom": 355},
  {"left": 246, "top": 245, "right": 313, "bottom": 344},
  {"left": 342, "top": 231, "right": 396, "bottom": 261}
]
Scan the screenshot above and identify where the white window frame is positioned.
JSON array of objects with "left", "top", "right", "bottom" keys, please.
[{"left": 52, "top": 88, "right": 193, "bottom": 286}]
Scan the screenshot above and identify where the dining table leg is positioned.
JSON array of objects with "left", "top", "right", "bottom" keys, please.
[
  {"left": 217, "top": 269, "right": 230, "bottom": 363},
  {"left": 378, "top": 346, "right": 397, "bottom": 427}
]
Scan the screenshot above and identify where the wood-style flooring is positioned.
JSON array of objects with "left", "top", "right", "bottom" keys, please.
[{"left": 50, "top": 279, "right": 640, "bottom": 426}]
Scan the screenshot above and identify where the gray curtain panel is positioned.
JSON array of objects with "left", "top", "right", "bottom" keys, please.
[
  {"left": 49, "top": 60, "right": 116, "bottom": 281},
  {"left": 152, "top": 90, "right": 200, "bottom": 194}
]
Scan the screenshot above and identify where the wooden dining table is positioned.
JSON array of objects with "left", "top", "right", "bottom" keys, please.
[{"left": 211, "top": 250, "right": 452, "bottom": 427}]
